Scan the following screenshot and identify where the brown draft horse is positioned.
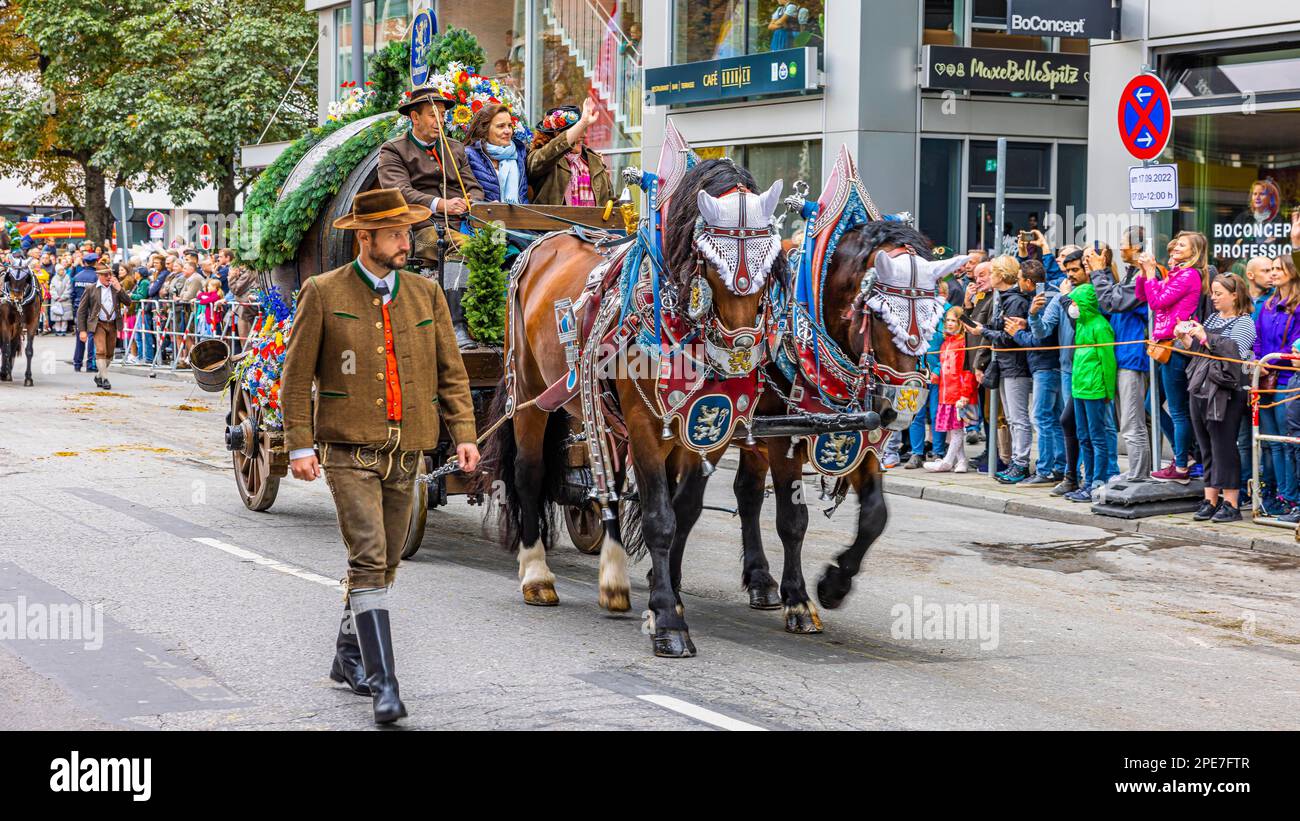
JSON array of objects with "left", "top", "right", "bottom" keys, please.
[
  {"left": 485, "top": 158, "right": 787, "bottom": 657},
  {"left": 731, "top": 220, "right": 967, "bottom": 627},
  {"left": 0, "top": 263, "right": 41, "bottom": 386}
]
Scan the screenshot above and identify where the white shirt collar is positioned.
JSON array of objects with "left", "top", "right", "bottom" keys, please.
[{"left": 355, "top": 257, "right": 397, "bottom": 304}]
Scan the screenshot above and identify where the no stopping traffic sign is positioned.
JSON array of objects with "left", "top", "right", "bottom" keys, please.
[{"left": 1118, "top": 74, "right": 1172, "bottom": 161}]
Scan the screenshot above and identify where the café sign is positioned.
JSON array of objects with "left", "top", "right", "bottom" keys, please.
[
  {"left": 921, "top": 45, "right": 1090, "bottom": 97},
  {"left": 646, "top": 47, "right": 820, "bottom": 106}
]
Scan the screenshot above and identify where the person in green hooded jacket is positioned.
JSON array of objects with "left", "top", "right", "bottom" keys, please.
[{"left": 1065, "top": 282, "right": 1118, "bottom": 501}]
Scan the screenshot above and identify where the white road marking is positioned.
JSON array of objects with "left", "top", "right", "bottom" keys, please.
[
  {"left": 192, "top": 537, "right": 343, "bottom": 590},
  {"left": 636, "top": 694, "right": 767, "bottom": 731}
]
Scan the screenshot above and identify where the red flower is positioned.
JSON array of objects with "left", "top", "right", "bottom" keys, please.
[
  {"left": 457, "top": 71, "right": 468, "bottom": 83},
  {"left": 458, "top": 90, "right": 467, "bottom": 102},
  {"left": 489, "top": 97, "right": 500, "bottom": 104},
  {"left": 471, "top": 99, "right": 482, "bottom": 112},
  {"left": 364, "top": 81, "right": 372, "bottom": 86}
]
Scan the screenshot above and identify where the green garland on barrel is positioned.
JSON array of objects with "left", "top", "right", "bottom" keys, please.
[
  {"left": 240, "top": 42, "right": 410, "bottom": 236},
  {"left": 245, "top": 114, "right": 403, "bottom": 271},
  {"left": 367, "top": 40, "right": 411, "bottom": 113},
  {"left": 461, "top": 223, "right": 508, "bottom": 346}
]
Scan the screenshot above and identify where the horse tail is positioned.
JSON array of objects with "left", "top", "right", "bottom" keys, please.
[
  {"left": 620, "top": 485, "right": 647, "bottom": 561},
  {"left": 481, "top": 382, "right": 521, "bottom": 551},
  {"left": 480, "top": 381, "right": 569, "bottom": 553}
]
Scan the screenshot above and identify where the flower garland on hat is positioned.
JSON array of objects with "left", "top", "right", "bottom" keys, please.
[{"left": 399, "top": 61, "right": 530, "bottom": 143}]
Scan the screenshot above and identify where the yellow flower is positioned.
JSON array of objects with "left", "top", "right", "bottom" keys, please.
[{"left": 452, "top": 105, "right": 473, "bottom": 125}]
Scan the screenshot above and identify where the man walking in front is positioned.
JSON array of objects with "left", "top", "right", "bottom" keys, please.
[
  {"left": 75, "top": 258, "right": 131, "bottom": 390},
  {"left": 281, "top": 188, "right": 479, "bottom": 725}
]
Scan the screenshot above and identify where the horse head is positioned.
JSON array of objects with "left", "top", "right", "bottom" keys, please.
[
  {"left": 823, "top": 221, "right": 967, "bottom": 380},
  {"left": 665, "top": 159, "right": 786, "bottom": 339}
]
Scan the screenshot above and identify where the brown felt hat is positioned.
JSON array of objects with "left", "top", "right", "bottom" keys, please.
[
  {"left": 332, "top": 188, "right": 432, "bottom": 230},
  {"left": 397, "top": 86, "right": 453, "bottom": 115},
  {"left": 94, "top": 257, "right": 113, "bottom": 274}
]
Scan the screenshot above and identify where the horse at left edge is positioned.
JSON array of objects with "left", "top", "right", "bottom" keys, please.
[{"left": 0, "top": 259, "right": 41, "bottom": 386}]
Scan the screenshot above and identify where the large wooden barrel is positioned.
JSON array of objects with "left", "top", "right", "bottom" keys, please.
[{"left": 268, "top": 113, "right": 394, "bottom": 293}]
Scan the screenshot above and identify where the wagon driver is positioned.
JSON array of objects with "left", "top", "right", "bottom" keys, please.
[{"left": 378, "top": 86, "right": 484, "bottom": 350}]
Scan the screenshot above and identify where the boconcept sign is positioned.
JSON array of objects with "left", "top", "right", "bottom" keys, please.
[{"left": 1007, "top": 0, "right": 1120, "bottom": 41}]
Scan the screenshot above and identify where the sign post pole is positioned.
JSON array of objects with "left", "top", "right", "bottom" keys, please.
[{"left": 987, "top": 137, "right": 1007, "bottom": 479}]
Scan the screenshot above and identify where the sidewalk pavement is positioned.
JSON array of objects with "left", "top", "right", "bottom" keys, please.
[
  {"left": 879, "top": 463, "right": 1300, "bottom": 558},
  {"left": 716, "top": 449, "right": 1300, "bottom": 558}
]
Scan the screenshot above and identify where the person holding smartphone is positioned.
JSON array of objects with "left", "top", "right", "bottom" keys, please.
[
  {"left": 1137, "top": 231, "right": 1211, "bottom": 483},
  {"left": 1177, "top": 276, "right": 1256, "bottom": 522},
  {"left": 1091, "top": 227, "right": 1156, "bottom": 482},
  {"left": 966, "top": 255, "right": 1033, "bottom": 484},
  {"left": 1003, "top": 259, "right": 1066, "bottom": 485}
]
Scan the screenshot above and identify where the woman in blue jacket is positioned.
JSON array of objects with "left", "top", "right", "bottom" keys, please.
[{"left": 464, "top": 103, "right": 529, "bottom": 205}]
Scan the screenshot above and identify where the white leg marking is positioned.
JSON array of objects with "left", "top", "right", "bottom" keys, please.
[{"left": 517, "top": 541, "right": 555, "bottom": 590}]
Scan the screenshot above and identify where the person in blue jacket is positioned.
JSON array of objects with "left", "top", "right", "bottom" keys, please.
[
  {"left": 71, "top": 252, "right": 99, "bottom": 372},
  {"left": 463, "top": 103, "right": 529, "bottom": 205},
  {"left": 1005, "top": 259, "right": 1066, "bottom": 484},
  {"left": 1091, "top": 232, "right": 1154, "bottom": 482}
]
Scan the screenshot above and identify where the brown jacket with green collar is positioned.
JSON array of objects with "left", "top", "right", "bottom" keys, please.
[
  {"left": 280, "top": 262, "right": 477, "bottom": 453},
  {"left": 525, "top": 132, "right": 613, "bottom": 207}
]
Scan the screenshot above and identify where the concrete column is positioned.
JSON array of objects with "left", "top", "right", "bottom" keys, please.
[{"left": 825, "top": 0, "right": 921, "bottom": 215}]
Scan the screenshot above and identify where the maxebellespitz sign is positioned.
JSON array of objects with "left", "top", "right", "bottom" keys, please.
[
  {"left": 921, "top": 45, "right": 1090, "bottom": 97},
  {"left": 645, "top": 47, "right": 820, "bottom": 106}
]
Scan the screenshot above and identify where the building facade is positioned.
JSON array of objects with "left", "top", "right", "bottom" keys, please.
[
  {"left": 641, "top": 0, "right": 1092, "bottom": 253},
  {"left": 305, "top": 0, "right": 644, "bottom": 182},
  {"left": 1088, "top": 0, "right": 1300, "bottom": 270}
]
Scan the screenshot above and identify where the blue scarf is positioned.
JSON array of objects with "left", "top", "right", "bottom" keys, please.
[{"left": 485, "top": 141, "right": 521, "bottom": 204}]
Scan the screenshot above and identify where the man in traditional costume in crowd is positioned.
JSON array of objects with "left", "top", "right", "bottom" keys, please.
[
  {"left": 281, "top": 188, "right": 480, "bottom": 725},
  {"left": 378, "top": 86, "right": 484, "bottom": 350}
]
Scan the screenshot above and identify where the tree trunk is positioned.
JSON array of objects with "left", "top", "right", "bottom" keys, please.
[
  {"left": 217, "top": 160, "right": 238, "bottom": 217},
  {"left": 83, "top": 165, "right": 110, "bottom": 247}
]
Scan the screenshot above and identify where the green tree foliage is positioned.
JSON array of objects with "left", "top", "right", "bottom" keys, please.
[
  {"left": 0, "top": 0, "right": 148, "bottom": 242},
  {"left": 428, "top": 27, "right": 487, "bottom": 74},
  {"left": 0, "top": 0, "right": 316, "bottom": 242}
]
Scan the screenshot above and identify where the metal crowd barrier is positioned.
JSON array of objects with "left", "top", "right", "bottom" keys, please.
[
  {"left": 1250, "top": 350, "right": 1300, "bottom": 530},
  {"left": 117, "top": 298, "right": 262, "bottom": 373}
]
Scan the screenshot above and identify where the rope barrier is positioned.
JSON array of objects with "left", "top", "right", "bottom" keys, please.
[{"left": 942, "top": 332, "right": 1300, "bottom": 409}]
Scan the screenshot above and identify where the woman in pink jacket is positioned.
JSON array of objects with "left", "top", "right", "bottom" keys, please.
[{"left": 1136, "top": 231, "right": 1212, "bottom": 483}]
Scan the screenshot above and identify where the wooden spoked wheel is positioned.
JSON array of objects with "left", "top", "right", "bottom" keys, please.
[
  {"left": 231, "top": 388, "right": 281, "bottom": 512},
  {"left": 564, "top": 500, "right": 605, "bottom": 555}
]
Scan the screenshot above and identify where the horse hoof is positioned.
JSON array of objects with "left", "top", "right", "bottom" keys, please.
[
  {"left": 816, "top": 566, "right": 851, "bottom": 610},
  {"left": 784, "top": 602, "right": 824, "bottom": 634},
  {"left": 522, "top": 582, "right": 559, "bottom": 606},
  {"left": 599, "top": 587, "right": 630, "bottom": 613},
  {"left": 23, "top": 379, "right": 33, "bottom": 387},
  {"left": 652, "top": 628, "right": 696, "bottom": 658},
  {"left": 748, "top": 583, "right": 781, "bottom": 610}
]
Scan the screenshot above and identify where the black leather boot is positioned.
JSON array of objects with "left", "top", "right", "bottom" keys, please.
[
  {"left": 445, "top": 288, "right": 475, "bottom": 350},
  {"left": 328, "top": 605, "right": 370, "bottom": 696},
  {"left": 353, "top": 608, "right": 407, "bottom": 724}
]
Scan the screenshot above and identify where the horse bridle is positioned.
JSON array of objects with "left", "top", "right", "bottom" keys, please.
[
  {"left": 846, "top": 245, "right": 934, "bottom": 394},
  {"left": 1, "top": 272, "right": 38, "bottom": 311}
]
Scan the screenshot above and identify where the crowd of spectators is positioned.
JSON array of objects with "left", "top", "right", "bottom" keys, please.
[
  {"left": 891, "top": 213, "right": 1300, "bottom": 526},
  {"left": 4, "top": 238, "right": 258, "bottom": 371}
]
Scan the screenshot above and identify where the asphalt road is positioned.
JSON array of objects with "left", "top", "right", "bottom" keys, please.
[{"left": 2, "top": 336, "right": 1299, "bottom": 731}]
